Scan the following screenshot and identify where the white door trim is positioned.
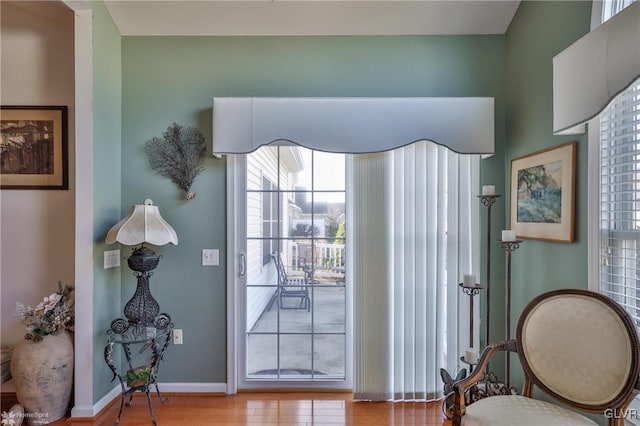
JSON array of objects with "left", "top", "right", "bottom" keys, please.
[
  {"left": 226, "top": 151, "right": 353, "bottom": 391},
  {"left": 63, "top": 0, "right": 95, "bottom": 417},
  {"left": 226, "top": 154, "right": 243, "bottom": 395}
]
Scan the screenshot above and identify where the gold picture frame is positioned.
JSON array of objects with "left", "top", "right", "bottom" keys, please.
[
  {"left": 0, "top": 106, "right": 68, "bottom": 190},
  {"left": 509, "top": 141, "right": 576, "bottom": 243}
]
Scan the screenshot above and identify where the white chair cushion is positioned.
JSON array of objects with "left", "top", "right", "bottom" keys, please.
[
  {"left": 462, "top": 395, "right": 598, "bottom": 426},
  {"left": 520, "top": 294, "right": 632, "bottom": 405}
]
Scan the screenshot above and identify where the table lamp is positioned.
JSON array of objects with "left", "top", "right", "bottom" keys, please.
[{"left": 106, "top": 199, "right": 178, "bottom": 329}]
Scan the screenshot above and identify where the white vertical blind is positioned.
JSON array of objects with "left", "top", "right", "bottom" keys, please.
[
  {"left": 352, "top": 141, "right": 480, "bottom": 401},
  {"left": 353, "top": 152, "right": 394, "bottom": 400}
]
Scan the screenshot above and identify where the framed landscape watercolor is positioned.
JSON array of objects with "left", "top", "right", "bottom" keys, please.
[
  {"left": 509, "top": 141, "right": 576, "bottom": 243},
  {"left": 0, "top": 106, "right": 68, "bottom": 189}
]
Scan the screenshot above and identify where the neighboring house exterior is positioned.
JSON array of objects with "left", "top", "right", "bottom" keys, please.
[
  {"left": 246, "top": 146, "right": 305, "bottom": 330},
  {"left": 292, "top": 190, "right": 346, "bottom": 273},
  {"left": 245, "top": 147, "right": 347, "bottom": 330}
]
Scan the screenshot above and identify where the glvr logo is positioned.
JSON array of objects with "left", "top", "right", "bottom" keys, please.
[{"left": 604, "top": 408, "right": 639, "bottom": 419}]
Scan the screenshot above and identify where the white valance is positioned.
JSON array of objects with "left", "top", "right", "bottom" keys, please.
[
  {"left": 212, "top": 97, "right": 495, "bottom": 155},
  {"left": 553, "top": 1, "right": 640, "bottom": 135}
]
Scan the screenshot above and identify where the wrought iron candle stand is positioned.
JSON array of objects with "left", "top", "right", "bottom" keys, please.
[
  {"left": 479, "top": 194, "right": 500, "bottom": 347},
  {"left": 467, "top": 194, "right": 521, "bottom": 399},
  {"left": 441, "top": 281, "right": 484, "bottom": 417},
  {"left": 440, "top": 191, "right": 500, "bottom": 414},
  {"left": 460, "top": 281, "right": 483, "bottom": 356},
  {"left": 459, "top": 280, "right": 483, "bottom": 397},
  {"left": 498, "top": 239, "right": 522, "bottom": 395},
  {"left": 441, "top": 193, "right": 516, "bottom": 418},
  {"left": 475, "top": 194, "right": 511, "bottom": 399}
]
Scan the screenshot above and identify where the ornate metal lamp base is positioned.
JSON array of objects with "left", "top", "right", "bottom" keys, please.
[
  {"left": 123, "top": 246, "right": 163, "bottom": 328},
  {"left": 110, "top": 245, "right": 172, "bottom": 336}
]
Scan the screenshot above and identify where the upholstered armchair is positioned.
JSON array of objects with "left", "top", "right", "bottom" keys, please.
[{"left": 453, "top": 289, "right": 640, "bottom": 426}]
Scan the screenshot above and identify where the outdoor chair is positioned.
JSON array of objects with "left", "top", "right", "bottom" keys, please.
[
  {"left": 453, "top": 289, "right": 640, "bottom": 426},
  {"left": 271, "top": 251, "right": 311, "bottom": 311}
]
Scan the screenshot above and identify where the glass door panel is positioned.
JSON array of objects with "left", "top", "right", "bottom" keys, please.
[
  {"left": 280, "top": 334, "right": 312, "bottom": 374},
  {"left": 247, "top": 334, "right": 278, "bottom": 377},
  {"left": 244, "top": 145, "right": 347, "bottom": 384},
  {"left": 313, "top": 287, "right": 346, "bottom": 333},
  {"left": 314, "top": 335, "right": 346, "bottom": 377}
]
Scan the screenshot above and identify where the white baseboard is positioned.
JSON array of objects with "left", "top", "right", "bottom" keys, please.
[
  {"left": 71, "top": 385, "right": 120, "bottom": 418},
  {"left": 155, "top": 382, "right": 227, "bottom": 393},
  {"left": 70, "top": 383, "right": 227, "bottom": 418}
]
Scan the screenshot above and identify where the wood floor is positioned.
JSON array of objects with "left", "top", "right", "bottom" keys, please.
[{"left": 47, "top": 393, "right": 452, "bottom": 425}]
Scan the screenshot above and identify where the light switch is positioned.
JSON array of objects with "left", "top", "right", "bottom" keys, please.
[
  {"left": 202, "top": 249, "right": 219, "bottom": 266},
  {"left": 104, "top": 250, "right": 120, "bottom": 269},
  {"left": 173, "top": 329, "right": 183, "bottom": 345}
]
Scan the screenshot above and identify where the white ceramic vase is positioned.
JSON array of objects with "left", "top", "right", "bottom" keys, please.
[{"left": 10, "top": 331, "right": 74, "bottom": 425}]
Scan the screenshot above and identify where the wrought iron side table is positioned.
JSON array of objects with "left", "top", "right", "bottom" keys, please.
[{"left": 104, "top": 319, "right": 173, "bottom": 425}]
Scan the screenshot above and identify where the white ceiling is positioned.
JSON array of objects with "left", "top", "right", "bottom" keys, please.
[{"left": 103, "top": 0, "right": 521, "bottom": 36}]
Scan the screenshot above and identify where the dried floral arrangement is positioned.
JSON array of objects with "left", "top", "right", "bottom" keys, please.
[
  {"left": 144, "top": 123, "right": 206, "bottom": 200},
  {"left": 16, "top": 282, "right": 74, "bottom": 342}
]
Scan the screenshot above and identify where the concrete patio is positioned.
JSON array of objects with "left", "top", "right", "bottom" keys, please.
[{"left": 247, "top": 284, "right": 346, "bottom": 379}]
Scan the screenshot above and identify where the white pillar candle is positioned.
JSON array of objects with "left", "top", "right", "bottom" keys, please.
[
  {"left": 463, "top": 274, "right": 476, "bottom": 287},
  {"left": 464, "top": 347, "right": 479, "bottom": 364},
  {"left": 502, "top": 230, "right": 516, "bottom": 241},
  {"left": 481, "top": 185, "right": 496, "bottom": 196}
]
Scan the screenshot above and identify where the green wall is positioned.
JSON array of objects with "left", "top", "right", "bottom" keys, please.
[
  {"left": 90, "top": 0, "right": 123, "bottom": 402},
  {"left": 120, "top": 35, "right": 507, "bottom": 383},
  {"left": 96, "top": 0, "right": 596, "bottom": 398},
  {"left": 504, "top": 0, "right": 591, "bottom": 390}
]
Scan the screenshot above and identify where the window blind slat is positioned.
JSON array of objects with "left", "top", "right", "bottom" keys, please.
[{"left": 599, "top": 73, "right": 640, "bottom": 327}]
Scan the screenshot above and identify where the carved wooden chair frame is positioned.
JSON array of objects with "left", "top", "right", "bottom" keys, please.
[{"left": 452, "top": 289, "right": 640, "bottom": 426}]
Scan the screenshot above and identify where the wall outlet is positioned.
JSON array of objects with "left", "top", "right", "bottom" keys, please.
[
  {"left": 104, "top": 250, "right": 120, "bottom": 269},
  {"left": 202, "top": 249, "right": 219, "bottom": 266},
  {"left": 173, "top": 329, "right": 183, "bottom": 345}
]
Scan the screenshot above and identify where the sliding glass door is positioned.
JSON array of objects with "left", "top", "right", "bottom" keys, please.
[{"left": 230, "top": 145, "right": 351, "bottom": 389}]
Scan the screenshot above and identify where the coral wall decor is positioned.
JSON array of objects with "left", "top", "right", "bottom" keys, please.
[{"left": 145, "top": 123, "right": 206, "bottom": 200}]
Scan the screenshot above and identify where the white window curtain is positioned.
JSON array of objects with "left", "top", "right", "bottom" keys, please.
[
  {"left": 589, "top": 0, "right": 639, "bottom": 312},
  {"left": 589, "top": 1, "right": 640, "bottom": 415},
  {"left": 595, "top": 79, "right": 640, "bottom": 326},
  {"left": 352, "top": 141, "right": 480, "bottom": 401}
]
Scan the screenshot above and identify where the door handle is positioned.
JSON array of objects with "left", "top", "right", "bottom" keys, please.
[{"left": 239, "top": 252, "right": 246, "bottom": 277}]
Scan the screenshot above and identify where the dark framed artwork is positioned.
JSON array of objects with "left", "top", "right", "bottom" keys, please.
[
  {"left": 509, "top": 141, "right": 576, "bottom": 243},
  {"left": 1, "top": 106, "right": 68, "bottom": 190}
]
